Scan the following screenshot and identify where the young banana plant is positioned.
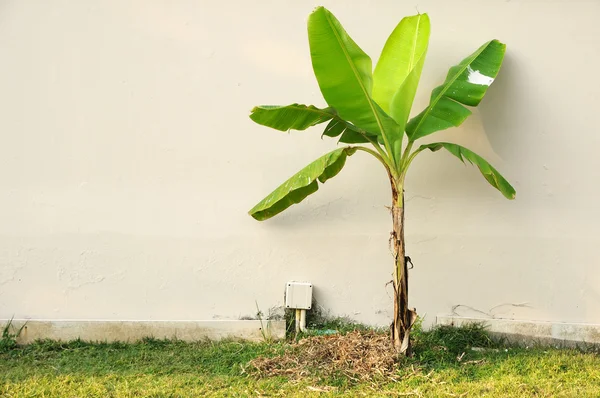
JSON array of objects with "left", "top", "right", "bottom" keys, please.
[{"left": 248, "top": 6, "right": 515, "bottom": 355}]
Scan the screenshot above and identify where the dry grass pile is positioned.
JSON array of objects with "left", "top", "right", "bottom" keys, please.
[{"left": 249, "top": 331, "right": 399, "bottom": 381}]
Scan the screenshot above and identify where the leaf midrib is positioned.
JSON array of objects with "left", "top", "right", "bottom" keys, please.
[
  {"left": 410, "top": 42, "right": 490, "bottom": 139},
  {"left": 250, "top": 147, "right": 350, "bottom": 214},
  {"left": 392, "top": 15, "right": 427, "bottom": 129},
  {"left": 406, "top": 15, "right": 423, "bottom": 73},
  {"left": 323, "top": 11, "right": 387, "bottom": 144},
  {"left": 420, "top": 142, "right": 515, "bottom": 199},
  {"left": 257, "top": 105, "right": 334, "bottom": 118}
]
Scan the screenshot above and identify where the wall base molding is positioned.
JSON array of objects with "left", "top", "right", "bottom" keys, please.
[
  {"left": 0, "top": 319, "right": 286, "bottom": 344},
  {"left": 437, "top": 316, "right": 600, "bottom": 346}
]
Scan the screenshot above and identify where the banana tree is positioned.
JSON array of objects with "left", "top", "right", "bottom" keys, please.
[{"left": 248, "top": 7, "right": 514, "bottom": 355}]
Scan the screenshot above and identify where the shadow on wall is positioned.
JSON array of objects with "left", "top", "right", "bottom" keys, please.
[{"left": 479, "top": 53, "right": 521, "bottom": 158}]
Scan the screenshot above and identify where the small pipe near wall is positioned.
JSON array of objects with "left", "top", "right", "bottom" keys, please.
[
  {"left": 300, "top": 309, "right": 307, "bottom": 332},
  {"left": 295, "top": 309, "right": 301, "bottom": 334},
  {"left": 294, "top": 309, "right": 308, "bottom": 334}
]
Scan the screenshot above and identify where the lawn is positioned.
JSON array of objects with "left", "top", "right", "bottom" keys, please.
[{"left": 1, "top": 323, "right": 599, "bottom": 397}]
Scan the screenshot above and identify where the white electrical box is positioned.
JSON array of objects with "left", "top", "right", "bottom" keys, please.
[{"left": 285, "top": 281, "right": 313, "bottom": 310}]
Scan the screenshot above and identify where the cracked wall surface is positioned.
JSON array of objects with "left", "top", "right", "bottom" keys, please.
[{"left": 0, "top": 0, "right": 599, "bottom": 328}]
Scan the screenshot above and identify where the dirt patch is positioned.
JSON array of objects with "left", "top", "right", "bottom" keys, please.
[{"left": 248, "top": 331, "right": 399, "bottom": 381}]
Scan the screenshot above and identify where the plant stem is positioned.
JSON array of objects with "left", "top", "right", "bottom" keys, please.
[
  {"left": 390, "top": 180, "right": 416, "bottom": 356},
  {"left": 400, "top": 140, "right": 415, "bottom": 172},
  {"left": 363, "top": 135, "right": 395, "bottom": 169},
  {"left": 399, "top": 145, "right": 426, "bottom": 182},
  {"left": 353, "top": 146, "right": 398, "bottom": 180}
]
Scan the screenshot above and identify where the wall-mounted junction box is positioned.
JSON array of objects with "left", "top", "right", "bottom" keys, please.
[{"left": 285, "top": 281, "right": 312, "bottom": 310}]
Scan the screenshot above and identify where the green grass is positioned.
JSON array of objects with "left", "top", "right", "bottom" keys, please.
[{"left": 1, "top": 324, "right": 599, "bottom": 397}]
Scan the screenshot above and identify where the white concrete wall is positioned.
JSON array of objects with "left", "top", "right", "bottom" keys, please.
[{"left": 0, "top": 0, "right": 599, "bottom": 329}]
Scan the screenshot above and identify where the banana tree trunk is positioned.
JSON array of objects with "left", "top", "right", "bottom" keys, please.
[{"left": 390, "top": 184, "right": 417, "bottom": 356}]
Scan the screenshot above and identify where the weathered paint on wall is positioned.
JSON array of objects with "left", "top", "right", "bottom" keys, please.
[{"left": 0, "top": 0, "right": 599, "bottom": 329}]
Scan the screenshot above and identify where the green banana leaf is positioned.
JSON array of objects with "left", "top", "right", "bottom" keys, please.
[
  {"left": 249, "top": 147, "right": 358, "bottom": 220},
  {"left": 373, "top": 13, "right": 430, "bottom": 129},
  {"left": 307, "top": 7, "right": 400, "bottom": 153},
  {"left": 321, "top": 119, "right": 348, "bottom": 138},
  {"left": 419, "top": 142, "right": 515, "bottom": 199},
  {"left": 321, "top": 119, "right": 375, "bottom": 144},
  {"left": 250, "top": 104, "right": 335, "bottom": 132},
  {"left": 406, "top": 40, "right": 505, "bottom": 141}
]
